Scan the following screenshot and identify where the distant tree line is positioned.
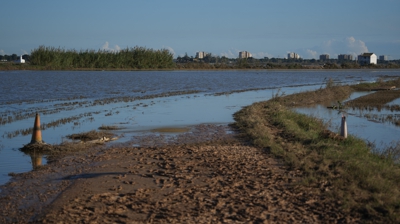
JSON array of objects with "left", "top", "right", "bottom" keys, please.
[
  {"left": 28, "top": 46, "right": 175, "bottom": 69},
  {"left": 2, "top": 47, "right": 400, "bottom": 70},
  {"left": 175, "top": 56, "right": 400, "bottom": 69},
  {"left": 0, "top": 54, "right": 30, "bottom": 61}
]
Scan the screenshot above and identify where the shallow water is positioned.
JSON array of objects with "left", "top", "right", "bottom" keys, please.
[
  {"left": 1, "top": 70, "right": 399, "bottom": 186},
  {"left": 295, "top": 104, "right": 400, "bottom": 147}
]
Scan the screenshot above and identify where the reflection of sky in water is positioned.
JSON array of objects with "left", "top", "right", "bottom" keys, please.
[
  {"left": 344, "top": 91, "right": 371, "bottom": 102},
  {"left": 1, "top": 85, "right": 328, "bottom": 185},
  {"left": 1, "top": 69, "right": 400, "bottom": 186},
  {"left": 0, "top": 89, "right": 273, "bottom": 185},
  {"left": 387, "top": 97, "right": 400, "bottom": 106},
  {"left": 295, "top": 104, "right": 400, "bottom": 149},
  {"left": 1, "top": 86, "right": 400, "bottom": 186}
]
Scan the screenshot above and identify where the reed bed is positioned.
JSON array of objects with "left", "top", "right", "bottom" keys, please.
[{"left": 29, "top": 46, "right": 175, "bottom": 69}]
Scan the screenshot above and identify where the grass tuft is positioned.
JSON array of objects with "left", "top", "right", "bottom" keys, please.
[{"left": 233, "top": 82, "right": 400, "bottom": 222}]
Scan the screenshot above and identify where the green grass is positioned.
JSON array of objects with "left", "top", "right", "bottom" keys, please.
[
  {"left": 233, "top": 85, "right": 400, "bottom": 222},
  {"left": 28, "top": 45, "right": 175, "bottom": 70}
]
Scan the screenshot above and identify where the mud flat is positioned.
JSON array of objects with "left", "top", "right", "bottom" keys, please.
[
  {"left": 1, "top": 78, "right": 400, "bottom": 223},
  {"left": 0, "top": 124, "right": 360, "bottom": 223}
]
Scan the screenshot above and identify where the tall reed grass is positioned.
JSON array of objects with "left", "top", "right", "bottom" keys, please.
[{"left": 30, "top": 46, "right": 174, "bottom": 69}]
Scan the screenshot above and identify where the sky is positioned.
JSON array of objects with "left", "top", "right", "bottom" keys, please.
[{"left": 1, "top": 0, "right": 399, "bottom": 59}]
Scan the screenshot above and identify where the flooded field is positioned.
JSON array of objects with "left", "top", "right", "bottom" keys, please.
[
  {"left": 295, "top": 96, "right": 400, "bottom": 148},
  {"left": 1, "top": 70, "right": 400, "bottom": 186}
]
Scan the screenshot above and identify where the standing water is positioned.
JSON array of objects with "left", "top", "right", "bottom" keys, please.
[{"left": 1, "top": 70, "right": 399, "bottom": 185}]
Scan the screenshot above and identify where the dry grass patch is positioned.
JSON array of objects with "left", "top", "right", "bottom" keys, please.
[{"left": 273, "top": 85, "right": 353, "bottom": 107}]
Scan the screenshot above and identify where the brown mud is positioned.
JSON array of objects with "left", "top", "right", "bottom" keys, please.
[
  {"left": 0, "top": 124, "right": 361, "bottom": 223},
  {"left": 1, "top": 80, "right": 400, "bottom": 223}
]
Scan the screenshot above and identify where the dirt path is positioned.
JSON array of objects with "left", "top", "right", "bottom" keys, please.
[{"left": 0, "top": 125, "right": 360, "bottom": 223}]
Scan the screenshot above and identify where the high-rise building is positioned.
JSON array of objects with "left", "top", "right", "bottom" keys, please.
[
  {"left": 338, "top": 54, "right": 353, "bottom": 61},
  {"left": 379, "top": 55, "right": 388, "bottom": 61},
  {"left": 287, "top": 52, "right": 300, "bottom": 59},
  {"left": 239, "top": 51, "right": 252, "bottom": 59},
  {"left": 196, "top": 51, "right": 207, "bottom": 59},
  {"left": 319, "top": 54, "right": 329, "bottom": 60}
]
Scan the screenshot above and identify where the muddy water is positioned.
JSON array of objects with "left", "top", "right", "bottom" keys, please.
[{"left": 1, "top": 70, "right": 399, "bottom": 186}]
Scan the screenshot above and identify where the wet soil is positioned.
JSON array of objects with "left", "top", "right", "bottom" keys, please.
[
  {"left": 0, "top": 124, "right": 361, "bottom": 223},
  {"left": 2, "top": 79, "right": 400, "bottom": 223}
]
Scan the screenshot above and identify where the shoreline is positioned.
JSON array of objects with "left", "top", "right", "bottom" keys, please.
[
  {"left": 1, "top": 63, "right": 400, "bottom": 71},
  {"left": 0, "top": 124, "right": 361, "bottom": 223},
  {"left": 1, "top": 77, "right": 399, "bottom": 223}
]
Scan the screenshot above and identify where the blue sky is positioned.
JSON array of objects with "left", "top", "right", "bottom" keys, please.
[{"left": 1, "top": 0, "right": 399, "bottom": 59}]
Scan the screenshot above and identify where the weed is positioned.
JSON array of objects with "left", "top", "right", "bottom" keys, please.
[
  {"left": 271, "top": 88, "right": 285, "bottom": 101},
  {"left": 325, "top": 77, "right": 336, "bottom": 88}
]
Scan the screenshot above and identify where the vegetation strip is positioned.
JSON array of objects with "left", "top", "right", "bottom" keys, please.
[
  {"left": 346, "top": 90, "right": 400, "bottom": 108},
  {"left": 28, "top": 46, "right": 175, "bottom": 70},
  {"left": 233, "top": 79, "right": 400, "bottom": 222}
]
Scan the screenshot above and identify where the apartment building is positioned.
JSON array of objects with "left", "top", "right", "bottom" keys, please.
[
  {"left": 238, "top": 51, "right": 252, "bottom": 59},
  {"left": 196, "top": 51, "right": 207, "bottom": 59},
  {"left": 338, "top": 54, "right": 353, "bottom": 61},
  {"left": 319, "top": 54, "right": 330, "bottom": 60},
  {"left": 287, "top": 52, "right": 300, "bottom": 59},
  {"left": 379, "top": 55, "right": 388, "bottom": 61}
]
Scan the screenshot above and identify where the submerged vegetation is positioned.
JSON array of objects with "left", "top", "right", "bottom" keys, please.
[
  {"left": 28, "top": 45, "right": 175, "bottom": 70},
  {"left": 233, "top": 79, "right": 400, "bottom": 222}
]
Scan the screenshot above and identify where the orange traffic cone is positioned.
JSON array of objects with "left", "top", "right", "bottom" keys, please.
[{"left": 30, "top": 113, "right": 43, "bottom": 144}]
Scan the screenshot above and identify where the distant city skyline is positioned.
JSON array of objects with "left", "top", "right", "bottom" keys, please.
[{"left": 1, "top": 0, "right": 399, "bottom": 60}]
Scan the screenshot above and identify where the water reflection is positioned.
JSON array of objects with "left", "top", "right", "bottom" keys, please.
[
  {"left": 21, "top": 150, "right": 43, "bottom": 170},
  {"left": 29, "top": 152, "right": 43, "bottom": 170},
  {"left": 295, "top": 91, "right": 400, "bottom": 150},
  {"left": 1, "top": 70, "right": 399, "bottom": 186}
]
